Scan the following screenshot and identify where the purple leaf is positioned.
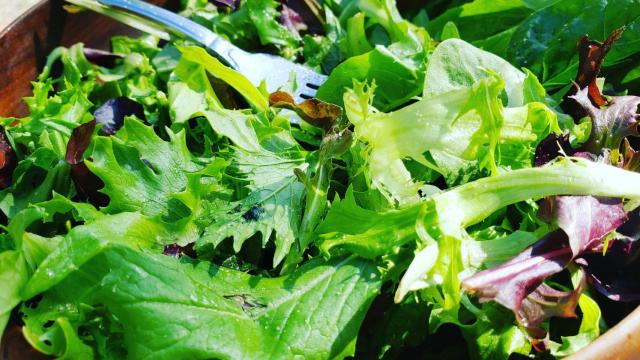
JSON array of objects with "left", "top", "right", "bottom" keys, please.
[
  {"left": 569, "top": 87, "right": 640, "bottom": 153},
  {"left": 66, "top": 120, "right": 108, "bottom": 207},
  {"left": 518, "top": 279, "right": 584, "bottom": 340},
  {"left": 83, "top": 48, "right": 123, "bottom": 68},
  {"left": 94, "top": 97, "right": 145, "bottom": 136},
  {"left": 279, "top": 5, "right": 307, "bottom": 37},
  {"left": 163, "top": 243, "right": 196, "bottom": 258},
  {"left": 0, "top": 127, "right": 17, "bottom": 190},
  {"left": 66, "top": 120, "right": 96, "bottom": 165},
  {"left": 462, "top": 230, "right": 573, "bottom": 311},
  {"left": 549, "top": 196, "right": 627, "bottom": 255},
  {"left": 534, "top": 133, "right": 573, "bottom": 167}
]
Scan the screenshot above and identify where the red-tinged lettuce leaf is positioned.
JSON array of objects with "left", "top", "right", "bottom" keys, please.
[
  {"left": 93, "top": 97, "right": 145, "bottom": 136},
  {"left": 0, "top": 128, "right": 17, "bottom": 190},
  {"left": 82, "top": 48, "right": 123, "bottom": 68},
  {"left": 546, "top": 196, "right": 627, "bottom": 255},
  {"left": 561, "top": 29, "right": 624, "bottom": 119},
  {"left": 65, "top": 120, "right": 108, "bottom": 207},
  {"left": 462, "top": 195, "right": 626, "bottom": 340},
  {"left": 577, "top": 240, "right": 640, "bottom": 302},
  {"left": 569, "top": 87, "right": 640, "bottom": 153},
  {"left": 279, "top": 4, "right": 307, "bottom": 38},
  {"left": 518, "top": 280, "right": 584, "bottom": 341},
  {"left": 462, "top": 230, "right": 573, "bottom": 312},
  {"left": 534, "top": 133, "right": 574, "bottom": 167},
  {"left": 66, "top": 121, "right": 95, "bottom": 165}
]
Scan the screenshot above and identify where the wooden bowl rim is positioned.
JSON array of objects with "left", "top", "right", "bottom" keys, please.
[
  {"left": 1, "top": 0, "right": 639, "bottom": 358},
  {"left": 0, "top": 1, "right": 45, "bottom": 38}
]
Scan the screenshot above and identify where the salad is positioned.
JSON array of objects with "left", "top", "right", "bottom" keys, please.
[{"left": 2, "top": 0, "right": 640, "bottom": 358}]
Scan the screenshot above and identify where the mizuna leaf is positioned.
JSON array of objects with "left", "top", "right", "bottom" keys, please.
[{"left": 197, "top": 145, "right": 307, "bottom": 267}]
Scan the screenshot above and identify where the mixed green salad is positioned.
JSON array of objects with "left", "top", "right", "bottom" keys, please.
[{"left": 3, "top": 0, "right": 640, "bottom": 358}]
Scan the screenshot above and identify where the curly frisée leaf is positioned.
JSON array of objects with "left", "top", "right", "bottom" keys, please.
[{"left": 344, "top": 72, "right": 559, "bottom": 203}]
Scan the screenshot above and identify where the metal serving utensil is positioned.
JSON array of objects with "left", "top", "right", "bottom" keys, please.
[{"left": 97, "top": 0, "right": 327, "bottom": 102}]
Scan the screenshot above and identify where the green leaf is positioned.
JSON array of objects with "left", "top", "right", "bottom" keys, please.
[
  {"left": 197, "top": 145, "right": 307, "bottom": 267},
  {"left": 168, "top": 56, "right": 220, "bottom": 124},
  {"left": 461, "top": 301, "right": 531, "bottom": 360},
  {"left": 440, "top": 21, "right": 461, "bottom": 40},
  {"left": 317, "top": 187, "right": 421, "bottom": 259},
  {"left": 423, "top": 38, "right": 527, "bottom": 106},
  {"left": 87, "top": 119, "right": 221, "bottom": 221},
  {"left": 0, "top": 250, "right": 28, "bottom": 336},
  {"left": 202, "top": 109, "right": 262, "bottom": 152},
  {"left": 21, "top": 211, "right": 170, "bottom": 298},
  {"left": 177, "top": 46, "right": 269, "bottom": 112},
  {"left": 317, "top": 46, "right": 424, "bottom": 111},
  {"left": 36, "top": 247, "right": 380, "bottom": 360},
  {"left": 20, "top": 254, "right": 120, "bottom": 359},
  {"left": 0, "top": 146, "right": 73, "bottom": 219},
  {"left": 426, "top": 0, "right": 540, "bottom": 44}
]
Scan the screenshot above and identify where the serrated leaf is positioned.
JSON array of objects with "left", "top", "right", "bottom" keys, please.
[
  {"left": 198, "top": 145, "right": 307, "bottom": 267},
  {"left": 87, "top": 118, "right": 226, "bottom": 227}
]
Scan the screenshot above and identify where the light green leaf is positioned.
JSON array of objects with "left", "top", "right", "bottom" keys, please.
[
  {"left": 178, "top": 46, "right": 269, "bottom": 112},
  {"left": 22, "top": 212, "right": 170, "bottom": 298},
  {"left": 0, "top": 250, "right": 28, "bottom": 336},
  {"left": 423, "top": 38, "right": 526, "bottom": 106}
]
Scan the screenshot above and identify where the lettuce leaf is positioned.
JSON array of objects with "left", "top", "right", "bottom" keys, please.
[{"left": 22, "top": 247, "right": 380, "bottom": 360}]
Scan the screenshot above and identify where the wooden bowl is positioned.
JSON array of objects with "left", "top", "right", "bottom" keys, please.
[{"left": 0, "top": 1, "right": 639, "bottom": 359}]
